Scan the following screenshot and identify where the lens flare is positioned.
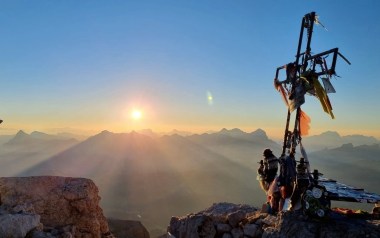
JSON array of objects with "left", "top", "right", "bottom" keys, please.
[{"left": 207, "top": 91, "right": 213, "bottom": 105}]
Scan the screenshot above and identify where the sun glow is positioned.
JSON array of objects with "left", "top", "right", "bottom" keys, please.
[{"left": 132, "top": 110, "right": 142, "bottom": 120}]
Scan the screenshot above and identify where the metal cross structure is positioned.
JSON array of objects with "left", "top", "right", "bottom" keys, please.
[
  {"left": 274, "top": 12, "right": 351, "bottom": 157},
  {"left": 272, "top": 12, "right": 380, "bottom": 218}
]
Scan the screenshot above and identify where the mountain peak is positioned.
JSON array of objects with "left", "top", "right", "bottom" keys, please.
[
  {"left": 340, "top": 143, "right": 354, "bottom": 149},
  {"left": 249, "top": 128, "right": 268, "bottom": 140},
  {"left": 31, "top": 131, "right": 48, "bottom": 136},
  {"left": 12, "top": 130, "right": 30, "bottom": 140},
  {"left": 5, "top": 130, "right": 31, "bottom": 145},
  {"left": 167, "top": 129, "right": 193, "bottom": 136},
  {"left": 30, "top": 131, "right": 55, "bottom": 140},
  {"left": 320, "top": 131, "right": 341, "bottom": 138},
  {"left": 218, "top": 128, "right": 245, "bottom": 136},
  {"left": 220, "top": 128, "right": 228, "bottom": 133},
  {"left": 15, "top": 130, "right": 28, "bottom": 137},
  {"left": 87, "top": 130, "right": 113, "bottom": 142},
  {"left": 137, "top": 129, "right": 161, "bottom": 139},
  {"left": 251, "top": 128, "right": 267, "bottom": 135},
  {"left": 100, "top": 130, "right": 112, "bottom": 135}
]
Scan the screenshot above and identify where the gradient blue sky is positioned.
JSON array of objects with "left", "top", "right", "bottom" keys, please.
[{"left": 0, "top": 0, "right": 379, "bottom": 139}]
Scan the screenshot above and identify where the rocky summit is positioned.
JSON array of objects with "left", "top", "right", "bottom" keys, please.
[
  {"left": 2, "top": 177, "right": 379, "bottom": 238},
  {"left": 165, "top": 202, "right": 380, "bottom": 238}
]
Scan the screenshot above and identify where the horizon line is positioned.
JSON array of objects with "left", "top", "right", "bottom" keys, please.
[{"left": 1, "top": 127, "right": 379, "bottom": 141}]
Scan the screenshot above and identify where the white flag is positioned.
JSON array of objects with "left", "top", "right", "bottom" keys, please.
[{"left": 321, "top": 77, "right": 336, "bottom": 93}]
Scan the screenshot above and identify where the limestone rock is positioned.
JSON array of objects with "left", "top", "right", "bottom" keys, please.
[
  {"left": 0, "top": 176, "right": 113, "bottom": 238},
  {"left": 0, "top": 213, "right": 40, "bottom": 238}
]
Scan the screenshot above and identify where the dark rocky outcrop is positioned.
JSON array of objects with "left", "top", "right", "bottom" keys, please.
[
  {"left": 107, "top": 218, "right": 150, "bottom": 238},
  {"left": 165, "top": 202, "right": 380, "bottom": 238}
]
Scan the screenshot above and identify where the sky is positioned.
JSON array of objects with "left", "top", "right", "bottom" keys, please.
[{"left": 0, "top": 0, "right": 379, "bottom": 139}]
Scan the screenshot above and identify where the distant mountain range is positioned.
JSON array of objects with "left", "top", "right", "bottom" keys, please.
[
  {"left": 5, "top": 130, "right": 78, "bottom": 146},
  {"left": 1, "top": 128, "right": 377, "bottom": 149},
  {"left": 302, "top": 131, "right": 379, "bottom": 151},
  {"left": 0, "top": 130, "right": 78, "bottom": 176},
  {"left": 0, "top": 130, "right": 87, "bottom": 146},
  {"left": 0, "top": 128, "right": 379, "bottom": 233}
]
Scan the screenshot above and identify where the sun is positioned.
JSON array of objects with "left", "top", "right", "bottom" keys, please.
[{"left": 131, "top": 110, "right": 142, "bottom": 120}]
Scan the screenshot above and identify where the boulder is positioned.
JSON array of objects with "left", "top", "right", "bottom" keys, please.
[
  {"left": 0, "top": 176, "right": 113, "bottom": 238},
  {"left": 168, "top": 214, "right": 216, "bottom": 238}
]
